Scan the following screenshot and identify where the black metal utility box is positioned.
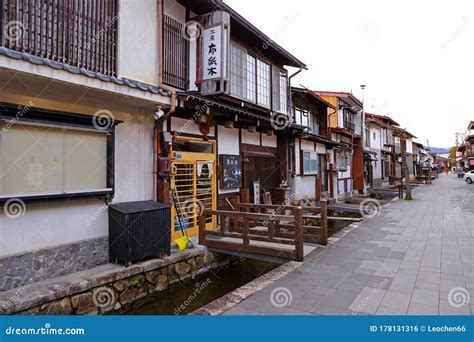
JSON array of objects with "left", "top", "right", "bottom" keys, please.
[{"left": 108, "top": 201, "right": 171, "bottom": 265}]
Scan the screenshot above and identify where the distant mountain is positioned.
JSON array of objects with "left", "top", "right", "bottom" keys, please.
[{"left": 429, "top": 147, "right": 451, "bottom": 154}]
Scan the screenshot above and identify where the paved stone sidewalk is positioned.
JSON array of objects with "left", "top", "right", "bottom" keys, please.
[{"left": 223, "top": 175, "right": 474, "bottom": 315}]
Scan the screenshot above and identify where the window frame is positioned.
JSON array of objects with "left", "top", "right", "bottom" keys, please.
[
  {"left": 278, "top": 70, "right": 288, "bottom": 114},
  {"left": 0, "top": 103, "right": 119, "bottom": 204},
  {"left": 301, "top": 150, "right": 319, "bottom": 176},
  {"left": 228, "top": 41, "right": 285, "bottom": 112},
  {"left": 336, "top": 150, "right": 351, "bottom": 172},
  {"left": 256, "top": 59, "right": 271, "bottom": 107}
]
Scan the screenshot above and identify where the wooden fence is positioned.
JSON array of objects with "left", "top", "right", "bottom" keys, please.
[{"left": 198, "top": 198, "right": 330, "bottom": 262}]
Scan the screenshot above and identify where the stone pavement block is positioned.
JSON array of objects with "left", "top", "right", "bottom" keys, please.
[
  {"left": 411, "top": 288, "right": 439, "bottom": 306},
  {"left": 375, "top": 306, "right": 407, "bottom": 315},
  {"left": 318, "top": 290, "right": 360, "bottom": 309},
  {"left": 312, "top": 305, "right": 356, "bottom": 316},
  {"left": 380, "top": 291, "right": 411, "bottom": 310},
  {"left": 359, "top": 260, "right": 382, "bottom": 270},
  {"left": 349, "top": 287, "right": 386, "bottom": 314},
  {"left": 417, "top": 271, "right": 440, "bottom": 284},
  {"left": 439, "top": 300, "right": 471, "bottom": 315},
  {"left": 415, "top": 281, "right": 439, "bottom": 292}
]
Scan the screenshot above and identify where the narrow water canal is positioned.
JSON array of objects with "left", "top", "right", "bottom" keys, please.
[{"left": 124, "top": 259, "right": 278, "bottom": 315}]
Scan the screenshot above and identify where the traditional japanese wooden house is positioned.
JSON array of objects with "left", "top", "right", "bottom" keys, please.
[
  {"left": 311, "top": 91, "right": 363, "bottom": 198},
  {"left": 158, "top": 0, "right": 307, "bottom": 240},
  {"left": 289, "top": 87, "right": 341, "bottom": 200}
]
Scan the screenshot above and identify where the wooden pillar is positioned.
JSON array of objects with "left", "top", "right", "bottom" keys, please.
[
  {"left": 294, "top": 207, "right": 304, "bottom": 261},
  {"left": 198, "top": 212, "right": 206, "bottom": 245},
  {"left": 157, "top": 181, "right": 170, "bottom": 205},
  {"left": 320, "top": 199, "right": 328, "bottom": 246},
  {"left": 232, "top": 196, "right": 240, "bottom": 232},
  {"left": 242, "top": 216, "right": 249, "bottom": 245},
  {"left": 277, "top": 134, "right": 289, "bottom": 183},
  {"left": 315, "top": 177, "right": 322, "bottom": 202},
  {"left": 328, "top": 163, "right": 335, "bottom": 198},
  {"left": 268, "top": 220, "right": 275, "bottom": 241},
  {"left": 241, "top": 188, "right": 250, "bottom": 205}
]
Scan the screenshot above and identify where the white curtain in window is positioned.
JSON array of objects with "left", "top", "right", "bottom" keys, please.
[{"left": 0, "top": 122, "right": 108, "bottom": 197}]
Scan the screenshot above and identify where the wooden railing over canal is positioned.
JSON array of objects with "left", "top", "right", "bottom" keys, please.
[{"left": 198, "top": 198, "right": 330, "bottom": 262}]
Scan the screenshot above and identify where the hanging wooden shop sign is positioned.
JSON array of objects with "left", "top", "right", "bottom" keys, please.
[{"left": 219, "top": 154, "right": 242, "bottom": 189}]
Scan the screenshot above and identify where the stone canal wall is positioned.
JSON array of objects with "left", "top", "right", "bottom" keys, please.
[
  {"left": 0, "top": 237, "right": 109, "bottom": 292},
  {"left": 0, "top": 246, "right": 234, "bottom": 315}
]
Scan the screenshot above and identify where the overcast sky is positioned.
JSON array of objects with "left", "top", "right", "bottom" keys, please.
[{"left": 225, "top": 0, "right": 473, "bottom": 148}]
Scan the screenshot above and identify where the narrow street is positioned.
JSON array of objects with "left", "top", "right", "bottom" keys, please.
[{"left": 224, "top": 175, "right": 474, "bottom": 315}]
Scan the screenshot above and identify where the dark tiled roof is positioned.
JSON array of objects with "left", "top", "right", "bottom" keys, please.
[{"left": 0, "top": 47, "right": 171, "bottom": 97}]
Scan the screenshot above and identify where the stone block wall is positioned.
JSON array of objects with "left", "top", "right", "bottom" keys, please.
[
  {"left": 0, "top": 237, "right": 109, "bottom": 292},
  {"left": 1, "top": 248, "right": 232, "bottom": 315}
]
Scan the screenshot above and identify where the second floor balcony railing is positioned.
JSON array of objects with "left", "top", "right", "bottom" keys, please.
[{"left": 0, "top": 0, "right": 117, "bottom": 76}]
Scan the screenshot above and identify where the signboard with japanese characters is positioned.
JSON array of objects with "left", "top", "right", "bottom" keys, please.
[
  {"left": 219, "top": 154, "right": 242, "bottom": 189},
  {"left": 202, "top": 26, "right": 222, "bottom": 81}
]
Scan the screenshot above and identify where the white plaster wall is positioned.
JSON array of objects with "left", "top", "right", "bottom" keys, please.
[
  {"left": 300, "top": 139, "right": 314, "bottom": 152},
  {"left": 337, "top": 109, "right": 344, "bottom": 128},
  {"left": 0, "top": 101, "right": 155, "bottom": 257},
  {"left": 370, "top": 127, "right": 383, "bottom": 181},
  {"left": 164, "top": 0, "right": 186, "bottom": 21},
  {"left": 241, "top": 130, "right": 260, "bottom": 145},
  {"left": 373, "top": 150, "right": 383, "bottom": 180},
  {"left": 217, "top": 127, "right": 240, "bottom": 195},
  {"left": 290, "top": 140, "right": 327, "bottom": 200},
  {"left": 261, "top": 134, "right": 277, "bottom": 148},
  {"left": 292, "top": 177, "right": 315, "bottom": 199},
  {"left": 117, "top": 0, "right": 159, "bottom": 86},
  {"left": 406, "top": 138, "right": 414, "bottom": 154}
]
